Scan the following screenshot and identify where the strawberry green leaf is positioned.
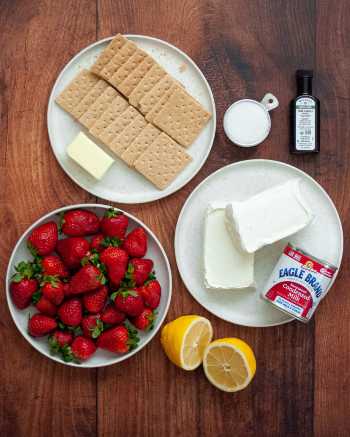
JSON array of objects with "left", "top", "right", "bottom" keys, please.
[
  {"left": 32, "top": 290, "right": 42, "bottom": 304},
  {"left": 27, "top": 242, "right": 38, "bottom": 258},
  {"left": 41, "top": 275, "right": 59, "bottom": 287},
  {"left": 101, "top": 236, "right": 122, "bottom": 248},
  {"left": 58, "top": 212, "right": 65, "bottom": 234},
  {"left": 48, "top": 336, "right": 60, "bottom": 354},
  {"left": 125, "top": 322, "right": 140, "bottom": 350},
  {"left": 104, "top": 208, "right": 122, "bottom": 219}
]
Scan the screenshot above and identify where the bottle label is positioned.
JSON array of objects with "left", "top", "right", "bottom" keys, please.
[{"left": 295, "top": 97, "right": 316, "bottom": 151}]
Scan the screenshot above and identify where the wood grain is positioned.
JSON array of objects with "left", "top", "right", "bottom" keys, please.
[
  {"left": 0, "top": 1, "right": 97, "bottom": 436},
  {"left": 314, "top": 1, "right": 350, "bottom": 436},
  {"left": 0, "top": 0, "right": 349, "bottom": 436}
]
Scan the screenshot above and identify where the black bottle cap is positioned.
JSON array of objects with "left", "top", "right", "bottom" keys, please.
[
  {"left": 296, "top": 69, "right": 313, "bottom": 78},
  {"left": 296, "top": 70, "right": 313, "bottom": 94}
]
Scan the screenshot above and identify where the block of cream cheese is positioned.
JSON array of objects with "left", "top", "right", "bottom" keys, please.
[
  {"left": 204, "top": 203, "right": 255, "bottom": 290},
  {"left": 67, "top": 132, "right": 114, "bottom": 180},
  {"left": 225, "top": 179, "right": 313, "bottom": 253}
]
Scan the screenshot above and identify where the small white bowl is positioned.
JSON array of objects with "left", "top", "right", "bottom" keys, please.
[{"left": 6, "top": 204, "right": 172, "bottom": 368}]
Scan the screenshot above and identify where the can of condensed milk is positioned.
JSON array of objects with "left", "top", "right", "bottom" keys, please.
[{"left": 261, "top": 243, "right": 338, "bottom": 322}]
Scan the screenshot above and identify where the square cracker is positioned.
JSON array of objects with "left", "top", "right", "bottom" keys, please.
[
  {"left": 55, "top": 69, "right": 98, "bottom": 115},
  {"left": 138, "top": 74, "right": 175, "bottom": 115},
  {"left": 129, "top": 63, "right": 166, "bottom": 107},
  {"left": 117, "top": 56, "right": 155, "bottom": 97},
  {"left": 152, "top": 87, "right": 211, "bottom": 147},
  {"left": 100, "top": 41, "right": 137, "bottom": 82},
  {"left": 79, "top": 86, "right": 119, "bottom": 129},
  {"left": 134, "top": 132, "right": 192, "bottom": 190},
  {"left": 89, "top": 95, "right": 129, "bottom": 138},
  {"left": 71, "top": 80, "right": 108, "bottom": 119},
  {"left": 121, "top": 123, "right": 161, "bottom": 166},
  {"left": 109, "top": 48, "right": 147, "bottom": 88},
  {"left": 109, "top": 113, "right": 147, "bottom": 158},
  {"left": 99, "top": 106, "right": 139, "bottom": 149},
  {"left": 145, "top": 83, "right": 179, "bottom": 123},
  {"left": 91, "top": 34, "right": 127, "bottom": 75}
]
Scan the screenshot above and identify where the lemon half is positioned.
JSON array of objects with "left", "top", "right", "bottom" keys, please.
[
  {"left": 203, "top": 338, "right": 256, "bottom": 392},
  {"left": 161, "top": 315, "right": 213, "bottom": 370}
]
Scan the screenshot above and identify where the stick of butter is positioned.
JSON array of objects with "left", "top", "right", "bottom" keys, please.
[
  {"left": 225, "top": 179, "right": 313, "bottom": 254},
  {"left": 67, "top": 132, "right": 114, "bottom": 180},
  {"left": 204, "top": 203, "right": 255, "bottom": 290}
]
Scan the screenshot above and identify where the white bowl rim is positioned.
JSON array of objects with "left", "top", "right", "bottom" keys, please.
[{"left": 6, "top": 203, "right": 172, "bottom": 368}]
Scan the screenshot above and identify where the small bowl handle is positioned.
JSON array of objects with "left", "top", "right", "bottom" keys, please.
[{"left": 261, "top": 93, "right": 279, "bottom": 111}]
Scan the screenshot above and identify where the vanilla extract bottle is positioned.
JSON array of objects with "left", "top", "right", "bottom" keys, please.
[{"left": 290, "top": 70, "right": 320, "bottom": 154}]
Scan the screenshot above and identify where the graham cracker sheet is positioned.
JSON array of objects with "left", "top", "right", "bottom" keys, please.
[
  {"left": 79, "top": 86, "right": 119, "bottom": 129},
  {"left": 100, "top": 41, "right": 137, "bottom": 82},
  {"left": 71, "top": 80, "right": 109, "bottom": 119},
  {"left": 109, "top": 113, "right": 147, "bottom": 158},
  {"left": 99, "top": 106, "right": 139, "bottom": 150},
  {"left": 121, "top": 123, "right": 161, "bottom": 166},
  {"left": 91, "top": 34, "right": 127, "bottom": 75},
  {"left": 55, "top": 69, "right": 99, "bottom": 115},
  {"left": 134, "top": 132, "right": 192, "bottom": 190},
  {"left": 138, "top": 74, "right": 176, "bottom": 115},
  {"left": 129, "top": 63, "right": 167, "bottom": 107},
  {"left": 89, "top": 95, "right": 129, "bottom": 138},
  {"left": 117, "top": 56, "right": 155, "bottom": 97},
  {"left": 152, "top": 87, "right": 211, "bottom": 147},
  {"left": 145, "top": 83, "right": 179, "bottom": 123},
  {"left": 109, "top": 48, "right": 147, "bottom": 88}
]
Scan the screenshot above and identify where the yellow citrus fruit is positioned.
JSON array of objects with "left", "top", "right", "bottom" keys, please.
[
  {"left": 203, "top": 338, "right": 256, "bottom": 392},
  {"left": 161, "top": 315, "right": 213, "bottom": 370}
]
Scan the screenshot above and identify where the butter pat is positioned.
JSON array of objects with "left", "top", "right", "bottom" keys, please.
[
  {"left": 225, "top": 179, "right": 313, "bottom": 253},
  {"left": 67, "top": 132, "right": 114, "bottom": 180},
  {"left": 204, "top": 204, "right": 255, "bottom": 290}
]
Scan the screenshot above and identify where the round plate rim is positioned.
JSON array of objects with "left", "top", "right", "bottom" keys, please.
[
  {"left": 47, "top": 35, "right": 216, "bottom": 204},
  {"left": 6, "top": 203, "right": 172, "bottom": 368},
  {"left": 174, "top": 158, "right": 344, "bottom": 328}
]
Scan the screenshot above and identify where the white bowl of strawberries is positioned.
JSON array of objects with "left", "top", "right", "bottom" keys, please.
[{"left": 6, "top": 204, "right": 172, "bottom": 367}]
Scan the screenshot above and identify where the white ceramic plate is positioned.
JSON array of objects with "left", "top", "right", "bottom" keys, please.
[
  {"left": 47, "top": 35, "right": 216, "bottom": 203},
  {"left": 6, "top": 204, "right": 172, "bottom": 367},
  {"left": 175, "top": 159, "right": 343, "bottom": 327}
]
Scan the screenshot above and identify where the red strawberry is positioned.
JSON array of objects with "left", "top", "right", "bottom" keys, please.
[
  {"left": 100, "top": 247, "right": 128, "bottom": 287},
  {"left": 69, "top": 264, "right": 105, "bottom": 295},
  {"left": 41, "top": 255, "right": 68, "bottom": 277},
  {"left": 123, "top": 227, "right": 147, "bottom": 258},
  {"left": 48, "top": 330, "right": 74, "bottom": 359},
  {"left": 61, "top": 209, "right": 100, "bottom": 236},
  {"left": 41, "top": 276, "right": 65, "bottom": 305},
  {"left": 131, "top": 308, "right": 155, "bottom": 331},
  {"left": 100, "top": 208, "right": 128, "bottom": 239},
  {"left": 49, "top": 330, "right": 73, "bottom": 349},
  {"left": 35, "top": 296, "right": 57, "bottom": 316},
  {"left": 127, "top": 258, "right": 154, "bottom": 286},
  {"left": 28, "top": 221, "right": 58, "bottom": 256},
  {"left": 97, "top": 325, "right": 139, "bottom": 353},
  {"left": 58, "top": 298, "right": 82, "bottom": 326},
  {"left": 101, "top": 304, "right": 126, "bottom": 325},
  {"left": 63, "top": 282, "right": 71, "bottom": 297},
  {"left": 91, "top": 234, "right": 105, "bottom": 252},
  {"left": 81, "top": 314, "right": 103, "bottom": 338},
  {"left": 56, "top": 237, "right": 90, "bottom": 269},
  {"left": 83, "top": 286, "right": 108, "bottom": 313},
  {"left": 70, "top": 336, "right": 96, "bottom": 361},
  {"left": 28, "top": 314, "right": 57, "bottom": 337},
  {"left": 10, "top": 261, "right": 38, "bottom": 309},
  {"left": 138, "top": 279, "right": 161, "bottom": 309},
  {"left": 112, "top": 289, "right": 144, "bottom": 317}
]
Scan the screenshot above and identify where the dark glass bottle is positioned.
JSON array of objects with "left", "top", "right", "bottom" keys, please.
[{"left": 290, "top": 70, "right": 320, "bottom": 154}]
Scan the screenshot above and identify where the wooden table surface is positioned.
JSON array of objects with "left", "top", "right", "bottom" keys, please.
[{"left": 1, "top": 1, "right": 349, "bottom": 436}]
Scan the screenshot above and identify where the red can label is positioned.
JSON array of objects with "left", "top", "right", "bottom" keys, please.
[{"left": 262, "top": 244, "right": 337, "bottom": 321}]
